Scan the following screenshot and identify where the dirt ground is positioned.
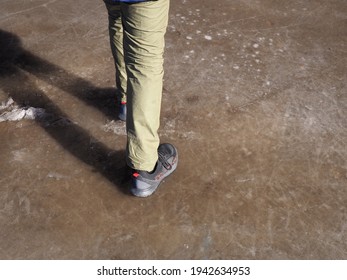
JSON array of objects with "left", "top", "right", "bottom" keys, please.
[{"left": 0, "top": 0, "right": 346, "bottom": 259}]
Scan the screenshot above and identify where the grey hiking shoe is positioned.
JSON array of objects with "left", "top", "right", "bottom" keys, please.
[{"left": 131, "top": 143, "right": 178, "bottom": 197}]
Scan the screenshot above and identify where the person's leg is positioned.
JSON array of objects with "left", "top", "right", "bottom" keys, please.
[
  {"left": 104, "top": 1, "right": 127, "bottom": 120},
  {"left": 121, "top": 0, "right": 170, "bottom": 172}
]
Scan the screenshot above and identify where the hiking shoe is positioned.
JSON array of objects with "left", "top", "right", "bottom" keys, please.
[
  {"left": 118, "top": 101, "right": 126, "bottom": 121},
  {"left": 131, "top": 143, "right": 178, "bottom": 197}
]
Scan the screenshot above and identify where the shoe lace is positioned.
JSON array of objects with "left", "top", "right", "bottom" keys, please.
[{"left": 158, "top": 151, "right": 172, "bottom": 170}]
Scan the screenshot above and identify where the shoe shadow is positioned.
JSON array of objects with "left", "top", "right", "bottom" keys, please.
[{"left": 0, "top": 29, "right": 130, "bottom": 195}]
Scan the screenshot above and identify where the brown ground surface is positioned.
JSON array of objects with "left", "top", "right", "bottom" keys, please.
[{"left": 0, "top": 0, "right": 346, "bottom": 259}]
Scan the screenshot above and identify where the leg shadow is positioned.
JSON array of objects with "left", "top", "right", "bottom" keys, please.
[{"left": 0, "top": 29, "right": 130, "bottom": 195}]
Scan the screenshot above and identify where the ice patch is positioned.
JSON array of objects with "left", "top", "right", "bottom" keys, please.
[
  {"left": 204, "top": 35, "right": 212, "bottom": 40},
  {"left": 102, "top": 120, "right": 126, "bottom": 136},
  {"left": 181, "top": 131, "right": 200, "bottom": 140},
  {"left": 47, "top": 172, "right": 68, "bottom": 180},
  {"left": 12, "top": 150, "right": 27, "bottom": 162},
  {"left": 0, "top": 97, "right": 72, "bottom": 126},
  {"left": 163, "top": 130, "right": 201, "bottom": 140},
  {"left": 0, "top": 98, "right": 47, "bottom": 122}
]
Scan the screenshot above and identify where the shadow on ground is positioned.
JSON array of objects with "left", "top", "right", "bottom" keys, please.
[{"left": 0, "top": 29, "right": 130, "bottom": 195}]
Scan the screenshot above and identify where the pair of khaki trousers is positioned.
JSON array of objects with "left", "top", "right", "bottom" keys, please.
[{"left": 105, "top": 0, "right": 170, "bottom": 172}]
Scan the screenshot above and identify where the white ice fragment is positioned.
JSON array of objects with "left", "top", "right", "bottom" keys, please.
[
  {"left": 25, "top": 107, "right": 46, "bottom": 120},
  {"left": 196, "top": 30, "right": 201, "bottom": 34},
  {"left": 266, "top": 81, "right": 271, "bottom": 86},
  {"left": 0, "top": 108, "right": 26, "bottom": 121},
  {"left": 233, "top": 65, "right": 240, "bottom": 70},
  {"left": 0, "top": 106, "right": 46, "bottom": 122},
  {"left": 204, "top": 35, "right": 212, "bottom": 40},
  {"left": 253, "top": 43, "right": 259, "bottom": 48},
  {"left": 0, "top": 98, "right": 14, "bottom": 110},
  {"left": 186, "top": 35, "right": 192, "bottom": 40}
]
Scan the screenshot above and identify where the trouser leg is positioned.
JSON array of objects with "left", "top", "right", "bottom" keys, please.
[
  {"left": 105, "top": 2, "right": 127, "bottom": 103},
  {"left": 122, "top": 0, "right": 170, "bottom": 172}
]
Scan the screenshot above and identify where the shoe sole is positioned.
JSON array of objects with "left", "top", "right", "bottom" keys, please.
[{"left": 131, "top": 152, "right": 178, "bottom": 198}]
